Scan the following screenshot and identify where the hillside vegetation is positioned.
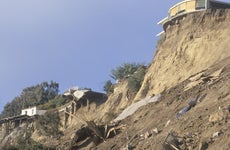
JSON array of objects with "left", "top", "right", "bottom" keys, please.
[{"left": 0, "top": 81, "right": 69, "bottom": 119}]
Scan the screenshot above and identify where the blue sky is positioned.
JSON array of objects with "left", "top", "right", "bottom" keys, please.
[{"left": 0, "top": 0, "right": 181, "bottom": 112}]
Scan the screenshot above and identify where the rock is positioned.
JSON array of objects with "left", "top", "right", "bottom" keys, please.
[
  {"left": 163, "top": 132, "right": 180, "bottom": 150},
  {"left": 165, "top": 120, "right": 171, "bottom": 127},
  {"left": 70, "top": 133, "right": 76, "bottom": 139},
  {"left": 144, "top": 131, "right": 152, "bottom": 139},
  {"left": 189, "top": 72, "right": 203, "bottom": 82},
  {"left": 152, "top": 128, "right": 159, "bottom": 134},
  {"left": 212, "top": 131, "right": 223, "bottom": 138},
  {"left": 122, "top": 144, "right": 133, "bottom": 150},
  {"left": 209, "top": 110, "right": 225, "bottom": 123},
  {"left": 198, "top": 141, "right": 208, "bottom": 150}
]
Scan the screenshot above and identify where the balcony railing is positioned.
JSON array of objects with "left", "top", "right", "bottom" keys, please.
[{"left": 168, "top": 0, "right": 206, "bottom": 17}]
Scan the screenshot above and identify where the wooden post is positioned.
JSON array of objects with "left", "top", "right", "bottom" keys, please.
[
  {"left": 73, "top": 101, "right": 77, "bottom": 114},
  {"left": 87, "top": 99, "right": 90, "bottom": 111},
  {"left": 64, "top": 107, "right": 68, "bottom": 127}
]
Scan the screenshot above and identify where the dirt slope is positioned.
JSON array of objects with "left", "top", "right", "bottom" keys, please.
[
  {"left": 97, "top": 56, "right": 230, "bottom": 150},
  {"left": 64, "top": 9, "right": 230, "bottom": 149},
  {"left": 136, "top": 9, "right": 230, "bottom": 100},
  {"left": 95, "top": 9, "right": 230, "bottom": 150}
]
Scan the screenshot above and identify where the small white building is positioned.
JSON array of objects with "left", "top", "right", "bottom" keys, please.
[{"left": 21, "top": 107, "right": 46, "bottom": 116}]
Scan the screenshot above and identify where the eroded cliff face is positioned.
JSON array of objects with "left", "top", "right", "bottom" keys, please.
[{"left": 136, "top": 9, "right": 230, "bottom": 100}]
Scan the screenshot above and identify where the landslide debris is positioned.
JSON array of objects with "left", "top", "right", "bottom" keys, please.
[
  {"left": 96, "top": 56, "right": 230, "bottom": 150},
  {"left": 136, "top": 9, "right": 230, "bottom": 100}
]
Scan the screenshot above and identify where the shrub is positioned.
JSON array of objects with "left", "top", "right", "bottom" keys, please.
[
  {"left": 35, "top": 110, "right": 62, "bottom": 137},
  {"left": 103, "top": 80, "right": 114, "bottom": 93},
  {"left": 127, "top": 66, "right": 146, "bottom": 93},
  {"left": 110, "top": 63, "right": 142, "bottom": 80},
  {"left": 3, "top": 129, "right": 55, "bottom": 150},
  {"left": 3, "top": 145, "right": 18, "bottom": 150},
  {"left": 128, "top": 76, "right": 140, "bottom": 92},
  {"left": 38, "top": 95, "right": 71, "bottom": 110},
  {"left": 16, "top": 136, "right": 52, "bottom": 150}
]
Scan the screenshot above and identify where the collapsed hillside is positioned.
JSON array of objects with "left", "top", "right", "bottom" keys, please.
[
  {"left": 136, "top": 9, "right": 230, "bottom": 100},
  {"left": 0, "top": 8, "right": 230, "bottom": 150},
  {"left": 63, "top": 9, "right": 230, "bottom": 149},
  {"left": 96, "top": 9, "right": 230, "bottom": 150},
  {"left": 97, "top": 56, "right": 230, "bottom": 150}
]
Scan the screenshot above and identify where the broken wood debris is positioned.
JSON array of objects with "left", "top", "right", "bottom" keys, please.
[
  {"left": 70, "top": 121, "right": 126, "bottom": 149},
  {"left": 86, "top": 121, "right": 105, "bottom": 141},
  {"left": 163, "top": 132, "right": 180, "bottom": 150},
  {"left": 162, "top": 131, "right": 202, "bottom": 150},
  {"left": 184, "top": 67, "right": 224, "bottom": 91}
]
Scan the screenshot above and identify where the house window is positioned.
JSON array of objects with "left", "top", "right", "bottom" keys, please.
[
  {"left": 196, "top": 0, "right": 206, "bottom": 9},
  {"left": 25, "top": 111, "right": 27, "bottom": 115},
  {"left": 32, "top": 109, "right": 34, "bottom": 115}
]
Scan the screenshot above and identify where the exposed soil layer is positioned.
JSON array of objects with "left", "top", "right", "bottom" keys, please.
[{"left": 96, "top": 57, "right": 230, "bottom": 150}]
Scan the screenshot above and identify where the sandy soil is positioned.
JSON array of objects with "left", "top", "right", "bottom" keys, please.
[{"left": 96, "top": 57, "right": 230, "bottom": 150}]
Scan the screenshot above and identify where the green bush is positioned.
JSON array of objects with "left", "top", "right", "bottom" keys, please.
[
  {"left": 103, "top": 80, "right": 114, "bottom": 93},
  {"left": 16, "top": 136, "right": 53, "bottom": 150},
  {"left": 127, "top": 66, "right": 146, "bottom": 93},
  {"left": 108, "top": 63, "right": 146, "bottom": 94},
  {"left": 35, "top": 110, "right": 62, "bottom": 137},
  {"left": 3, "top": 130, "right": 55, "bottom": 150},
  {"left": 110, "top": 63, "right": 142, "bottom": 80},
  {"left": 3, "top": 145, "right": 18, "bottom": 150},
  {"left": 38, "top": 95, "right": 71, "bottom": 110}
]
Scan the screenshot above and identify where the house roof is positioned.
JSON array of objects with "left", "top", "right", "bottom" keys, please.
[{"left": 63, "top": 87, "right": 106, "bottom": 102}]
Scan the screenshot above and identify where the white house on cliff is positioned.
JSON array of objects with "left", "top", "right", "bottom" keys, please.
[{"left": 21, "top": 107, "right": 46, "bottom": 116}]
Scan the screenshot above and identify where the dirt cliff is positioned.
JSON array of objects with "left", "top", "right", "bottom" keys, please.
[
  {"left": 136, "top": 9, "right": 230, "bottom": 100},
  {"left": 95, "top": 9, "right": 230, "bottom": 150},
  {"left": 97, "top": 54, "right": 230, "bottom": 150}
]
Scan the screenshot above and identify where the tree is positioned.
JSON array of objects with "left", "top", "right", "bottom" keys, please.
[
  {"left": 38, "top": 95, "right": 70, "bottom": 110},
  {"left": 0, "top": 81, "right": 60, "bottom": 118}
]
